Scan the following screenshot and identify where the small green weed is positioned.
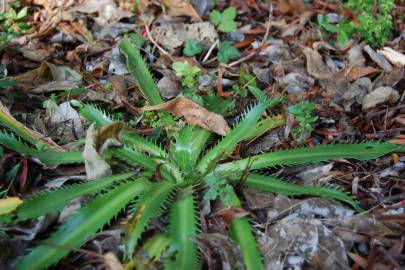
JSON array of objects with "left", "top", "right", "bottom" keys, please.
[
  {"left": 172, "top": 61, "right": 201, "bottom": 88},
  {"left": 210, "top": 7, "right": 237, "bottom": 33},
  {"left": 317, "top": 0, "right": 394, "bottom": 46},
  {"left": 288, "top": 101, "right": 318, "bottom": 142},
  {"left": 0, "top": 5, "right": 32, "bottom": 50},
  {"left": 183, "top": 38, "right": 203, "bottom": 57},
  {"left": 218, "top": 41, "right": 240, "bottom": 63}
]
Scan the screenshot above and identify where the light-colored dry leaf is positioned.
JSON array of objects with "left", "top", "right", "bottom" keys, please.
[
  {"left": 0, "top": 197, "right": 22, "bottom": 215},
  {"left": 377, "top": 47, "right": 405, "bottom": 68},
  {"left": 83, "top": 123, "right": 128, "bottom": 179},
  {"left": 162, "top": 0, "right": 202, "bottom": 21},
  {"left": 142, "top": 96, "right": 230, "bottom": 136},
  {"left": 73, "top": 0, "right": 132, "bottom": 26},
  {"left": 303, "top": 47, "right": 332, "bottom": 80},
  {"left": 104, "top": 252, "right": 124, "bottom": 270},
  {"left": 346, "top": 66, "right": 381, "bottom": 82}
]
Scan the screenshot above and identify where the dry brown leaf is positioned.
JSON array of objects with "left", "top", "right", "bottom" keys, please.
[
  {"left": 346, "top": 66, "right": 381, "bottom": 82},
  {"left": 142, "top": 96, "right": 229, "bottom": 136},
  {"left": 277, "top": 0, "right": 304, "bottom": 14},
  {"left": 83, "top": 122, "right": 129, "bottom": 179},
  {"left": 161, "top": 0, "right": 202, "bottom": 22},
  {"left": 303, "top": 47, "right": 332, "bottom": 80}
]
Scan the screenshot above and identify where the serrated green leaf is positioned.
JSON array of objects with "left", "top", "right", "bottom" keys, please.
[
  {"left": 168, "top": 190, "right": 199, "bottom": 269},
  {"left": 16, "top": 179, "right": 150, "bottom": 270},
  {"left": 125, "top": 181, "right": 176, "bottom": 258},
  {"left": 12, "top": 173, "right": 135, "bottom": 222}
]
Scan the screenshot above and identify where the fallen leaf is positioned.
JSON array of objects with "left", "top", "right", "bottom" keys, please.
[
  {"left": 73, "top": 0, "right": 132, "bottom": 26},
  {"left": 377, "top": 47, "right": 405, "bottom": 68},
  {"left": 142, "top": 96, "right": 230, "bottom": 136},
  {"left": 0, "top": 197, "right": 22, "bottom": 215},
  {"left": 83, "top": 122, "right": 128, "bottom": 179},
  {"left": 152, "top": 22, "right": 218, "bottom": 54},
  {"left": 104, "top": 252, "right": 124, "bottom": 270},
  {"left": 277, "top": 0, "right": 304, "bottom": 14},
  {"left": 162, "top": 0, "right": 202, "bottom": 22},
  {"left": 303, "top": 47, "right": 332, "bottom": 80},
  {"left": 346, "top": 66, "right": 381, "bottom": 82},
  {"left": 13, "top": 62, "right": 82, "bottom": 93}
]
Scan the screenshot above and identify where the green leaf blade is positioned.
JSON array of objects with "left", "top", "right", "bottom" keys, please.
[
  {"left": 16, "top": 179, "right": 150, "bottom": 270},
  {"left": 125, "top": 181, "right": 176, "bottom": 258},
  {"left": 168, "top": 190, "right": 199, "bottom": 269},
  {"left": 13, "top": 173, "right": 135, "bottom": 222}
]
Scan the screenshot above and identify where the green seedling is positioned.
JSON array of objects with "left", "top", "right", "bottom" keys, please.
[
  {"left": 218, "top": 41, "right": 240, "bottom": 63},
  {"left": 288, "top": 101, "right": 318, "bottom": 142},
  {"left": 172, "top": 61, "right": 201, "bottom": 88},
  {"left": 317, "top": 0, "right": 394, "bottom": 46},
  {"left": 183, "top": 38, "right": 203, "bottom": 57},
  {"left": 210, "top": 7, "right": 237, "bottom": 33}
]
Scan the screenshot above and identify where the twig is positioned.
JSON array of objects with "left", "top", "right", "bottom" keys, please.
[
  {"left": 227, "top": 51, "right": 256, "bottom": 67},
  {"left": 202, "top": 39, "right": 219, "bottom": 63},
  {"left": 143, "top": 22, "right": 173, "bottom": 61},
  {"left": 260, "top": 3, "right": 273, "bottom": 48}
]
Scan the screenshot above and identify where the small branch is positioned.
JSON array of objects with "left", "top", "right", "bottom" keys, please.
[{"left": 144, "top": 22, "right": 173, "bottom": 61}]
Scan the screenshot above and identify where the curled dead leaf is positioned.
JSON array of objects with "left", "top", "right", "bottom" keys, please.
[
  {"left": 142, "top": 96, "right": 230, "bottom": 136},
  {"left": 162, "top": 0, "right": 202, "bottom": 22},
  {"left": 83, "top": 122, "right": 129, "bottom": 179}
]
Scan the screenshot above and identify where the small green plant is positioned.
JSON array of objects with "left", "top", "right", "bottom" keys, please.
[
  {"left": 1, "top": 39, "right": 404, "bottom": 270},
  {"left": 218, "top": 41, "right": 240, "bottom": 63},
  {"left": 0, "top": 6, "right": 31, "bottom": 50},
  {"left": 288, "top": 101, "right": 318, "bottom": 142},
  {"left": 232, "top": 65, "right": 257, "bottom": 97},
  {"left": 317, "top": 0, "right": 394, "bottom": 45},
  {"left": 210, "top": 7, "right": 237, "bottom": 33},
  {"left": 172, "top": 61, "right": 201, "bottom": 88},
  {"left": 317, "top": 14, "right": 355, "bottom": 45},
  {"left": 183, "top": 38, "right": 203, "bottom": 57}
]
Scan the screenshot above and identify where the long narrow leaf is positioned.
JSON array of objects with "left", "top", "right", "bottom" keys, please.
[
  {"left": 16, "top": 179, "right": 150, "bottom": 270},
  {"left": 228, "top": 191, "right": 263, "bottom": 270},
  {"left": 198, "top": 99, "right": 280, "bottom": 174},
  {"left": 0, "top": 131, "right": 83, "bottom": 164},
  {"left": 236, "top": 173, "right": 363, "bottom": 212},
  {"left": 119, "top": 39, "right": 164, "bottom": 105},
  {"left": 216, "top": 142, "right": 405, "bottom": 175},
  {"left": 125, "top": 181, "right": 176, "bottom": 258},
  {"left": 167, "top": 189, "right": 199, "bottom": 269},
  {"left": 12, "top": 173, "right": 134, "bottom": 222}
]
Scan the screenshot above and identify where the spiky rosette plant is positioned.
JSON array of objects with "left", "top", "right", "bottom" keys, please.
[{"left": 0, "top": 39, "right": 404, "bottom": 270}]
